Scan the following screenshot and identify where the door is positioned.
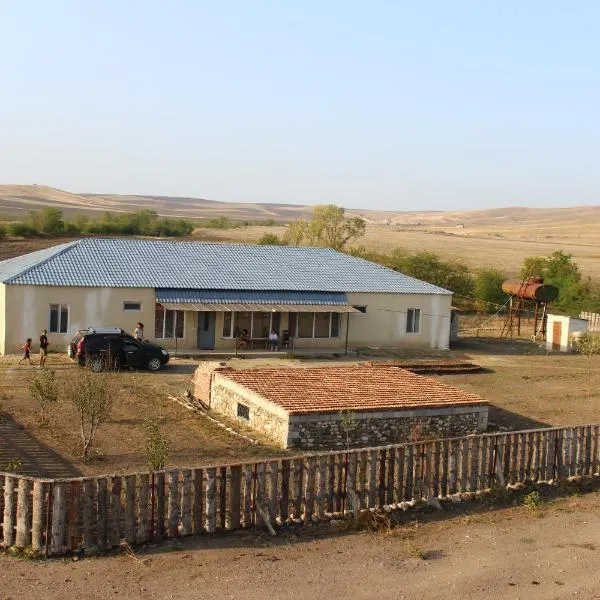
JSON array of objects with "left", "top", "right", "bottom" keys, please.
[
  {"left": 552, "top": 321, "right": 562, "bottom": 351},
  {"left": 122, "top": 338, "right": 146, "bottom": 367},
  {"left": 197, "top": 312, "right": 216, "bottom": 349}
]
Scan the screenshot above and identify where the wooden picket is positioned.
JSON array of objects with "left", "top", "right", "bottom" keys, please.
[{"left": 2, "top": 424, "right": 600, "bottom": 557}]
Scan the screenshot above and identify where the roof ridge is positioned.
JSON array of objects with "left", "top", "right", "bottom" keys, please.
[
  {"left": 79, "top": 237, "right": 340, "bottom": 253},
  {"left": 4, "top": 240, "right": 81, "bottom": 284}
]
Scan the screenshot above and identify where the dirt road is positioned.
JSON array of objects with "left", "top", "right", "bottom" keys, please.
[{"left": 2, "top": 492, "right": 600, "bottom": 600}]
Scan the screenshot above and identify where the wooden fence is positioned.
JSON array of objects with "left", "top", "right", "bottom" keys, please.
[
  {"left": 580, "top": 312, "right": 600, "bottom": 332},
  {"left": 2, "top": 424, "right": 599, "bottom": 557}
]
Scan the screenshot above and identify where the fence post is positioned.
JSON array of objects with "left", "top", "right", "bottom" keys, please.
[
  {"left": 205, "top": 468, "right": 216, "bottom": 533},
  {"left": 50, "top": 482, "right": 67, "bottom": 556},
  {"left": 31, "top": 480, "right": 45, "bottom": 553},
  {"left": 15, "top": 478, "right": 31, "bottom": 549},
  {"left": 2, "top": 476, "right": 16, "bottom": 548},
  {"left": 229, "top": 466, "right": 242, "bottom": 531}
]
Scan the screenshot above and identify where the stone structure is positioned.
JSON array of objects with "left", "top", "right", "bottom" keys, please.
[{"left": 192, "top": 363, "right": 488, "bottom": 450}]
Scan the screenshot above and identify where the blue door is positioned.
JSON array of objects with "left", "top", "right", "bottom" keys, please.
[{"left": 197, "top": 312, "right": 216, "bottom": 349}]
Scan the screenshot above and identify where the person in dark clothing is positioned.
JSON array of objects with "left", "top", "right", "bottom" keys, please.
[{"left": 39, "top": 329, "right": 49, "bottom": 368}]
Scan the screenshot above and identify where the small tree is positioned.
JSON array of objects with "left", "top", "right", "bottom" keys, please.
[
  {"left": 339, "top": 410, "right": 357, "bottom": 451},
  {"left": 144, "top": 416, "right": 171, "bottom": 471},
  {"left": 257, "top": 233, "right": 284, "bottom": 246},
  {"left": 65, "top": 371, "right": 114, "bottom": 462},
  {"left": 29, "top": 368, "right": 58, "bottom": 424},
  {"left": 577, "top": 331, "right": 600, "bottom": 389}
]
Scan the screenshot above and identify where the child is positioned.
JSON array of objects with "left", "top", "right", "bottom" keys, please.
[{"left": 19, "top": 338, "right": 33, "bottom": 365}]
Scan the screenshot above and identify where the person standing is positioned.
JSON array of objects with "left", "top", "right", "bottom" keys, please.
[
  {"left": 39, "top": 329, "right": 49, "bottom": 368},
  {"left": 268, "top": 329, "right": 279, "bottom": 351},
  {"left": 134, "top": 322, "right": 144, "bottom": 341}
]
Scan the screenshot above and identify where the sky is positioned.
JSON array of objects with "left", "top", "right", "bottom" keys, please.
[{"left": 1, "top": 1, "right": 599, "bottom": 211}]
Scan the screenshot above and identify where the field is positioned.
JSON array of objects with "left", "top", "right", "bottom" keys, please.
[
  {"left": 1, "top": 338, "right": 599, "bottom": 478},
  {"left": 1, "top": 184, "right": 600, "bottom": 279}
]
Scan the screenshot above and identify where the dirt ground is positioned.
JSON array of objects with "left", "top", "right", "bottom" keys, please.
[
  {"left": 1, "top": 339, "right": 599, "bottom": 477},
  {"left": 2, "top": 489, "right": 600, "bottom": 599}
]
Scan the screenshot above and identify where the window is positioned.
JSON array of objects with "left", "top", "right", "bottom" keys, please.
[
  {"left": 252, "top": 312, "right": 271, "bottom": 338},
  {"left": 331, "top": 313, "right": 340, "bottom": 338},
  {"left": 406, "top": 308, "right": 421, "bottom": 334},
  {"left": 154, "top": 305, "right": 184, "bottom": 338},
  {"left": 296, "top": 312, "right": 314, "bottom": 338},
  {"left": 295, "top": 312, "right": 341, "bottom": 339},
  {"left": 237, "top": 403, "right": 250, "bottom": 420},
  {"left": 314, "top": 313, "right": 331, "bottom": 338},
  {"left": 223, "top": 312, "right": 281, "bottom": 339},
  {"left": 49, "top": 304, "right": 69, "bottom": 333},
  {"left": 123, "top": 301, "right": 142, "bottom": 311},
  {"left": 352, "top": 305, "right": 367, "bottom": 313},
  {"left": 222, "top": 312, "right": 232, "bottom": 337}
]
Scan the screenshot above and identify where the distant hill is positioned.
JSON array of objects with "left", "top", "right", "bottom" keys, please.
[{"left": 1, "top": 185, "right": 599, "bottom": 230}]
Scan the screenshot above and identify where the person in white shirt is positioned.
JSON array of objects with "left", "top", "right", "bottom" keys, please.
[{"left": 268, "top": 329, "right": 279, "bottom": 351}]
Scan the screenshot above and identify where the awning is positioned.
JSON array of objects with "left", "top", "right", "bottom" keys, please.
[{"left": 155, "top": 289, "right": 360, "bottom": 313}]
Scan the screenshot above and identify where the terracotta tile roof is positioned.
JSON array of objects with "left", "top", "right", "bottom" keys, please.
[{"left": 219, "top": 366, "right": 486, "bottom": 415}]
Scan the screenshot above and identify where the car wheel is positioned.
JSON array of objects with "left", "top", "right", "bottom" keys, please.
[
  {"left": 147, "top": 357, "right": 162, "bottom": 371},
  {"left": 87, "top": 355, "right": 104, "bottom": 373}
]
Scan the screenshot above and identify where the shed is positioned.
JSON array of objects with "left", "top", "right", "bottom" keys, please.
[
  {"left": 546, "top": 314, "right": 589, "bottom": 352},
  {"left": 192, "top": 363, "right": 488, "bottom": 450}
]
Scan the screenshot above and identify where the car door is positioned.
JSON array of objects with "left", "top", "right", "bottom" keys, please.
[{"left": 122, "top": 338, "right": 146, "bottom": 368}]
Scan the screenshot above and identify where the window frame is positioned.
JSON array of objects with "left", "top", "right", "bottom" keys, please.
[
  {"left": 237, "top": 403, "right": 250, "bottom": 420},
  {"left": 295, "top": 312, "right": 341, "bottom": 339},
  {"left": 123, "top": 301, "right": 143, "bottom": 312},
  {"left": 222, "top": 311, "right": 279, "bottom": 339},
  {"left": 406, "top": 308, "right": 421, "bottom": 334},
  {"left": 154, "top": 305, "right": 185, "bottom": 339},
  {"left": 49, "top": 303, "right": 69, "bottom": 334}
]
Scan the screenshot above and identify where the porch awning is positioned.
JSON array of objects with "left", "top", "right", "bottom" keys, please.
[{"left": 155, "top": 289, "right": 360, "bottom": 313}]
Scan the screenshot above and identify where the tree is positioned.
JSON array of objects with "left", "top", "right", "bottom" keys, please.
[
  {"left": 398, "top": 251, "right": 475, "bottom": 300},
  {"left": 257, "top": 233, "right": 285, "bottom": 246},
  {"left": 310, "top": 205, "right": 366, "bottom": 250},
  {"left": 65, "top": 371, "right": 114, "bottom": 461},
  {"left": 282, "top": 218, "right": 308, "bottom": 246},
  {"left": 284, "top": 205, "right": 366, "bottom": 250},
  {"left": 29, "top": 368, "right": 58, "bottom": 425},
  {"left": 577, "top": 331, "right": 600, "bottom": 391},
  {"left": 474, "top": 269, "right": 508, "bottom": 312},
  {"left": 144, "top": 416, "right": 171, "bottom": 471},
  {"left": 520, "top": 250, "right": 593, "bottom": 314}
]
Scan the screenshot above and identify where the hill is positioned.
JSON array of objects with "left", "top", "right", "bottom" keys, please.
[{"left": 0, "top": 185, "right": 599, "bottom": 278}]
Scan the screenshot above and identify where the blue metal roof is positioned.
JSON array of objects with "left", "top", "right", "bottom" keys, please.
[
  {"left": 156, "top": 289, "right": 350, "bottom": 305},
  {"left": 0, "top": 238, "right": 451, "bottom": 295}
]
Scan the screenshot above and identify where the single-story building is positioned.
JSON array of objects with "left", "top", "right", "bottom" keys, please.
[
  {"left": 0, "top": 238, "right": 452, "bottom": 355},
  {"left": 546, "top": 314, "right": 589, "bottom": 352},
  {"left": 192, "top": 363, "right": 488, "bottom": 449}
]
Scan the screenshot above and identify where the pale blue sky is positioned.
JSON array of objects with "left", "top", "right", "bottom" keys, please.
[{"left": 1, "top": 1, "right": 599, "bottom": 210}]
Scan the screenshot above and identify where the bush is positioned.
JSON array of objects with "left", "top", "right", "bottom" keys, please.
[
  {"left": 0, "top": 224, "right": 5, "bottom": 239},
  {"left": 258, "top": 233, "right": 285, "bottom": 245}
]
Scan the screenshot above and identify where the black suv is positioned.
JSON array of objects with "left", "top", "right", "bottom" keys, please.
[{"left": 68, "top": 327, "right": 170, "bottom": 372}]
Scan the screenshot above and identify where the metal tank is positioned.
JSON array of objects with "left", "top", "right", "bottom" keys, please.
[{"left": 501, "top": 277, "right": 559, "bottom": 303}]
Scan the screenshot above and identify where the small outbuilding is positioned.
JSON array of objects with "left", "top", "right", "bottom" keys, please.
[
  {"left": 192, "top": 363, "right": 488, "bottom": 449},
  {"left": 546, "top": 314, "right": 589, "bottom": 352}
]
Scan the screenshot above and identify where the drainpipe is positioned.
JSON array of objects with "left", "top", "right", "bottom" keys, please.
[{"left": 344, "top": 312, "right": 350, "bottom": 355}]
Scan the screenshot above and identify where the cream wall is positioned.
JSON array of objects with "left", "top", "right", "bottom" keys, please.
[
  {"left": 2, "top": 285, "right": 156, "bottom": 354},
  {"left": 346, "top": 292, "right": 452, "bottom": 350},
  {"left": 1, "top": 286, "right": 452, "bottom": 354},
  {"left": 0, "top": 284, "right": 6, "bottom": 355}
]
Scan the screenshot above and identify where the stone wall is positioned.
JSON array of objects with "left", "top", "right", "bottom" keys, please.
[
  {"left": 288, "top": 407, "right": 488, "bottom": 450},
  {"left": 210, "top": 374, "right": 290, "bottom": 447}
]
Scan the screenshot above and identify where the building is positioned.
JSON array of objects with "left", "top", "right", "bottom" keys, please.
[
  {"left": 192, "top": 363, "right": 488, "bottom": 449},
  {"left": 0, "top": 238, "right": 452, "bottom": 355},
  {"left": 546, "top": 314, "right": 589, "bottom": 352}
]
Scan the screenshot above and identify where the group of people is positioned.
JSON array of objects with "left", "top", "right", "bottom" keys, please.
[
  {"left": 19, "top": 330, "right": 49, "bottom": 368},
  {"left": 237, "top": 328, "right": 281, "bottom": 351},
  {"left": 19, "top": 322, "right": 144, "bottom": 368}
]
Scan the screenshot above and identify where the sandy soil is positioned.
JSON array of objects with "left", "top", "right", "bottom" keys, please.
[{"left": 1, "top": 491, "right": 600, "bottom": 599}]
